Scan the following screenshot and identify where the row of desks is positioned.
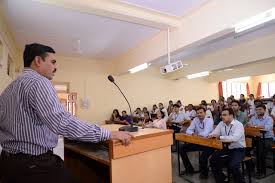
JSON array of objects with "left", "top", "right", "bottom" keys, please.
[{"left": 175, "top": 127, "right": 268, "bottom": 177}]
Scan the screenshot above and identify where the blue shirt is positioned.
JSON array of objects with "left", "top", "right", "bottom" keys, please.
[
  {"left": 0, "top": 68, "right": 111, "bottom": 155},
  {"left": 250, "top": 114, "right": 274, "bottom": 139},
  {"left": 121, "top": 115, "right": 132, "bottom": 124},
  {"left": 186, "top": 117, "right": 214, "bottom": 137}
]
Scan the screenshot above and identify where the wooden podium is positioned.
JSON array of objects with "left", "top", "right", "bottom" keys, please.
[{"left": 64, "top": 124, "right": 173, "bottom": 183}]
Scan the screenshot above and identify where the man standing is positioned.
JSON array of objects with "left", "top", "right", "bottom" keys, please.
[
  {"left": 0, "top": 43, "right": 132, "bottom": 183},
  {"left": 208, "top": 108, "right": 246, "bottom": 183},
  {"left": 180, "top": 107, "right": 214, "bottom": 178}
]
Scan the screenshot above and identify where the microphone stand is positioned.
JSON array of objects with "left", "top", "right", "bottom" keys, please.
[{"left": 112, "top": 82, "right": 138, "bottom": 132}]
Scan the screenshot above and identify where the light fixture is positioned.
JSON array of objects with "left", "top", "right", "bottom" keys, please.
[
  {"left": 234, "top": 8, "right": 275, "bottom": 33},
  {"left": 128, "top": 63, "right": 150, "bottom": 74},
  {"left": 227, "top": 76, "right": 250, "bottom": 82},
  {"left": 186, "top": 71, "right": 210, "bottom": 79}
]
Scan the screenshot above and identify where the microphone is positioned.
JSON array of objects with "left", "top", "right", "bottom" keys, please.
[
  {"left": 108, "top": 75, "right": 114, "bottom": 83},
  {"left": 107, "top": 75, "right": 138, "bottom": 132}
]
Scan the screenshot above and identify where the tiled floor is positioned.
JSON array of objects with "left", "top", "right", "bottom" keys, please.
[{"left": 172, "top": 151, "right": 275, "bottom": 183}]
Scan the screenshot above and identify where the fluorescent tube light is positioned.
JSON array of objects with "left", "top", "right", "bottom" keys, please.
[
  {"left": 187, "top": 71, "right": 209, "bottom": 79},
  {"left": 129, "top": 63, "right": 150, "bottom": 74},
  {"left": 234, "top": 8, "right": 275, "bottom": 33}
]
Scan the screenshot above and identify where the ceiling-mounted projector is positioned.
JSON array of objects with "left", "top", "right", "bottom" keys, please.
[{"left": 160, "top": 60, "right": 186, "bottom": 74}]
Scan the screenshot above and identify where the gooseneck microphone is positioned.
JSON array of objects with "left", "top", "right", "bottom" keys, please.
[{"left": 107, "top": 75, "right": 138, "bottom": 132}]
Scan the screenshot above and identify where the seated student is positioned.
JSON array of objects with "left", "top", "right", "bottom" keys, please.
[
  {"left": 248, "top": 99, "right": 269, "bottom": 117},
  {"left": 209, "top": 99, "right": 217, "bottom": 112},
  {"left": 176, "top": 100, "right": 185, "bottom": 113},
  {"left": 208, "top": 108, "right": 246, "bottom": 183},
  {"left": 218, "top": 99, "right": 227, "bottom": 110},
  {"left": 185, "top": 104, "right": 197, "bottom": 120},
  {"left": 142, "top": 107, "right": 149, "bottom": 118},
  {"left": 138, "top": 111, "right": 153, "bottom": 126},
  {"left": 145, "top": 110, "right": 167, "bottom": 129},
  {"left": 226, "top": 97, "right": 233, "bottom": 108},
  {"left": 180, "top": 107, "right": 214, "bottom": 178},
  {"left": 133, "top": 107, "right": 143, "bottom": 118},
  {"left": 232, "top": 100, "right": 248, "bottom": 125},
  {"left": 247, "top": 104, "right": 274, "bottom": 149},
  {"left": 239, "top": 94, "right": 246, "bottom": 106},
  {"left": 247, "top": 94, "right": 255, "bottom": 116},
  {"left": 167, "top": 100, "right": 174, "bottom": 115},
  {"left": 168, "top": 104, "right": 190, "bottom": 132},
  {"left": 158, "top": 102, "right": 168, "bottom": 119},
  {"left": 151, "top": 104, "right": 158, "bottom": 114},
  {"left": 200, "top": 104, "right": 213, "bottom": 119},
  {"left": 121, "top": 110, "right": 132, "bottom": 124},
  {"left": 212, "top": 104, "right": 222, "bottom": 125},
  {"left": 110, "top": 109, "right": 122, "bottom": 121}
]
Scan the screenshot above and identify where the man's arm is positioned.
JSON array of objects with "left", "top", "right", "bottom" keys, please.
[
  {"left": 29, "top": 79, "right": 131, "bottom": 144},
  {"left": 186, "top": 119, "right": 196, "bottom": 135}
]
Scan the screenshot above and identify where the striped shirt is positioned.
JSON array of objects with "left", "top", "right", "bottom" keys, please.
[{"left": 0, "top": 68, "right": 111, "bottom": 155}]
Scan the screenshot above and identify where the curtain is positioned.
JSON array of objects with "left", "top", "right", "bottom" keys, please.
[
  {"left": 256, "top": 82, "right": 262, "bottom": 97},
  {"left": 246, "top": 83, "right": 250, "bottom": 96},
  {"left": 218, "top": 82, "right": 223, "bottom": 97}
]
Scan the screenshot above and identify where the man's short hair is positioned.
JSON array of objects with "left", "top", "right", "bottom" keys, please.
[
  {"left": 173, "top": 104, "right": 180, "bottom": 108},
  {"left": 256, "top": 104, "right": 266, "bottom": 110},
  {"left": 222, "top": 108, "right": 235, "bottom": 117},
  {"left": 196, "top": 107, "right": 206, "bottom": 112},
  {"left": 231, "top": 100, "right": 240, "bottom": 106},
  {"left": 23, "top": 43, "right": 55, "bottom": 67}
]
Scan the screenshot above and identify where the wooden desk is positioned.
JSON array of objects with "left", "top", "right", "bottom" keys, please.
[
  {"left": 175, "top": 133, "right": 223, "bottom": 149},
  {"left": 245, "top": 127, "right": 265, "bottom": 137},
  {"left": 65, "top": 124, "right": 173, "bottom": 183}
]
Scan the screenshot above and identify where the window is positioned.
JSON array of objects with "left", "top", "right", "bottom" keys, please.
[
  {"left": 261, "top": 81, "right": 275, "bottom": 98},
  {"left": 222, "top": 81, "right": 247, "bottom": 99}
]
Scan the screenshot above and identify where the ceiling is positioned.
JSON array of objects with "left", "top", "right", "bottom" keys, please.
[
  {"left": 2, "top": 0, "right": 160, "bottom": 60},
  {"left": 120, "top": 0, "right": 208, "bottom": 17},
  {"left": 2, "top": 0, "right": 207, "bottom": 60},
  {"left": 153, "top": 22, "right": 275, "bottom": 66}
]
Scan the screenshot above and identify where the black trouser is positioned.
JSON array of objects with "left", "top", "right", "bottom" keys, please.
[
  {"left": 180, "top": 143, "right": 214, "bottom": 176},
  {"left": 210, "top": 148, "right": 245, "bottom": 183},
  {"left": 0, "top": 151, "right": 78, "bottom": 183}
]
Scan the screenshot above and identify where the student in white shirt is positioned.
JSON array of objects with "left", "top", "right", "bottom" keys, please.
[
  {"left": 158, "top": 103, "right": 168, "bottom": 119},
  {"left": 180, "top": 107, "right": 214, "bottom": 178},
  {"left": 168, "top": 104, "right": 190, "bottom": 133},
  {"left": 247, "top": 94, "right": 255, "bottom": 116},
  {"left": 176, "top": 100, "right": 185, "bottom": 113},
  {"left": 208, "top": 108, "right": 246, "bottom": 183},
  {"left": 185, "top": 104, "right": 197, "bottom": 120},
  {"left": 133, "top": 107, "right": 143, "bottom": 118},
  {"left": 201, "top": 104, "right": 213, "bottom": 119},
  {"left": 145, "top": 110, "right": 167, "bottom": 129}
]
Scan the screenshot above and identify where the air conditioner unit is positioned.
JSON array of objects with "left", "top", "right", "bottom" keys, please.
[{"left": 160, "top": 60, "right": 185, "bottom": 74}]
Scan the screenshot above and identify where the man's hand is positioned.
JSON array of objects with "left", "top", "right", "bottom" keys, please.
[
  {"left": 208, "top": 134, "right": 219, "bottom": 139},
  {"left": 110, "top": 131, "right": 134, "bottom": 146}
]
